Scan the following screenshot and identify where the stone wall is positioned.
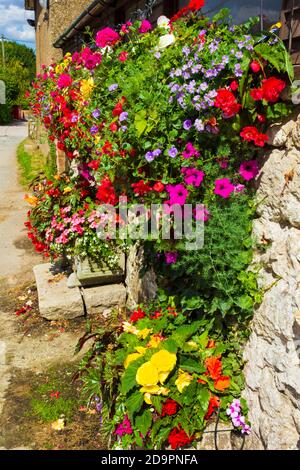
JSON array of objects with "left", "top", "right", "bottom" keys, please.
[
  {"left": 35, "top": 0, "right": 91, "bottom": 71},
  {"left": 243, "top": 109, "right": 300, "bottom": 450}
]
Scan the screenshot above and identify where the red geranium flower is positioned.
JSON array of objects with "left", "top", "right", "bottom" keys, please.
[
  {"left": 96, "top": 177, "right": 118, "bottom": 205},
  {"left": 240, "top": 126, "right": 259, "bottom": 142},
  {"left": 129, "top": 307, "right": 146, "bottom": 323},
  {"left": 261, "top": 77, "right": 286, "bottom": 103},
  {"left": 168, "top": 425, "right": 194, "bottom": 450},
  {"left": 161, "top": 399, "right": 179, "bottom": 417},
  {"left": 254, "top": 132, "right": 268, "bottom": 147},
  {"left": 153, "top": 182, "right": 165, "bottom": 192},
  {"left": 131, "top": 180, "right": 152, "bottom": 196},
  {"left": 214, "top": 88, "right": 241, "bottom": 118},
  {"left": 119, "top": 51, "right": 128, "bottom": 62},
  {"left": 250, "top": 88, "right": 263, "bottom": 101}
]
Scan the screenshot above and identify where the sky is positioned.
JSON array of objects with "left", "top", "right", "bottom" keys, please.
[{"left": 0, "top": 0, "right": 35, "bottom": 49}]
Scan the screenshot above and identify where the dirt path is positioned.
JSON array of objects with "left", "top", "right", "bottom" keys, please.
[{"left": 0, "top": 124, "right": 98, "bottom": 450}]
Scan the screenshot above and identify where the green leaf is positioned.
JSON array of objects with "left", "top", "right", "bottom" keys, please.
[
  {"left": 179, "top": 357, "right": 206, "bottom": 374},
  {"left": 135, "top": 409, "right": 152, "bottom": 436},
  {"left": 126, "top": 391, "right": 144, "bottom": 420},
  {"left": 151, "top": 396, "right": 163, "bottom": 414},
  {"left": 197, "top": 386, "right": 210, "bottom": 412},
  {"left": 121, "top": 359, "right": 143, "bottom": 394},
  {"left": 134, "top": 110, "right": 147, "bottom": 137},
  {"left": 171, "top": 322, "right": 202, "bottom": 347}
]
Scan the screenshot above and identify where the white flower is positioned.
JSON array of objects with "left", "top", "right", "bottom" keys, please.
[
  {"left": 157, "top": 33, "right": 176, "bottom": 51},
  {"left": 157, "top": 15, "right": 170, "bottom": 30}
]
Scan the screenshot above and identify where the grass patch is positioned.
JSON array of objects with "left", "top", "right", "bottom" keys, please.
[
  {"left": 17, "top": 138, "right": 55, "bottom": 188},
  {"left": 29, "top": 364, "right": 79, "bottom": 423}
]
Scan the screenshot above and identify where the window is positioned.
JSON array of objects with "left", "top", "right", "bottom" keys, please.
[{"left": 177, "top": 0, "right": 282, "bottom": 28}]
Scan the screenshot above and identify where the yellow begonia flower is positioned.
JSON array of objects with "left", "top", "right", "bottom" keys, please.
[
  {"left": 124, "top": 353, "right": 141, "bottom": 369},
  {"left": 24, "top": 194, "right": 38, "bottom": 206},
  {"left": 122, "top": 321, "right": 139, "bottom": 335},
  {"left": 150, "top": 350, "right": 177, "bottom": 373},
  {"left": 148, "top": 335, "right": 162, "bottom": 349},
  {"left": 63, "top": 187, "right": 72, "bottom": 194},
  {"left": 158, "top": 371, "right": 170, "bottom": 384},
  {"left": 80, "top": 78, "right": 95, "bottom": 99},
  {"left": 136, "top": 362, "right": 159, "bottom": 387},
  {"left": 124, "top": 347, "right": 147, "bottom": 369},
  {"left": 140, "top": 386, "right": 169, "bottom": 404},
  {"left": 137, "top": 328, "right": 152, "bottom": 339},
  {"left": 94, "top": 135, "right": 101, "bottom": 145},
  {"left": 175, "top": 369, "right": 193, "bottom": 393}
]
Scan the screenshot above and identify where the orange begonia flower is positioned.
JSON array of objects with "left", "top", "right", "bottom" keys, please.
[
  {"left": 214, "top": 376, "right": 230, "bottom": 391},
  {"left": 205, "top": 356, "right": 222, "bottom": 380}
]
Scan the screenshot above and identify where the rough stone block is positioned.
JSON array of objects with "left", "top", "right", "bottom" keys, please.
[
  {"left": 75, "top": 253, "right": 125, "bottom": 287},
  {"left": 33, "top": 263, "right": 84, "bottom": 320},
  {"left": 82, "top": 284, "right": 126, "bottom": 315}
]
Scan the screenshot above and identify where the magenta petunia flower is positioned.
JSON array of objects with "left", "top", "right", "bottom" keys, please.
[
  {"left": 182, "top": 142, "right": 200, "bottom": 159},
  {"left": 181, "top": 167, "right": 205, "bottom": 187},
  {"left": 214, "top": 178, "right": 235, "bottom": 198},
  {"left": 139, "top": 19, "right": 152, "bottom": 34},
  {"left": 194, "top": 205, "right": 210, "bottom": 222},
  {"left": 57, "top": 74, "right": 72, "bottom": 89},
  {"left": 115, "top": 415, "right": 133, "bottom": 437},
  {"left": 239, "top": 160, "right": 259, "bottom": 181},
  {"left": 166, "top": 184, "right": 188, "bottom": 205},
  {"left": 165, "top": 252, "right": 178, "bottom": 264},
  {"left": 95, "top": 27, "right": 120, "bottom": 48}
]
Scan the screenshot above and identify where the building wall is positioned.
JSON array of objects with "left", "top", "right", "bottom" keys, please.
[{"left": 35, "top": 0, "right": 91, "bottom": 72}]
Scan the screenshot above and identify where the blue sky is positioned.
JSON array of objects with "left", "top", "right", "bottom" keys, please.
[{"left": 0, "top": 0, "right": 35, "bottom": 49}]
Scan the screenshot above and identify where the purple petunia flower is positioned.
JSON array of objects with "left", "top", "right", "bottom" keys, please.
[
  {"left": 108, "top": 83, "right": 118, "bottom": 91},
  {"left": 154, "top": 52, "right": 161, "bottom": 59},
  {"left": 90, "top": 125, "right": 99, "bottom": 135},
  {"left": 119, "top": 111, "right": 128, "bottom": 122},
  {"left": 183, "top": 120, "right": 193, "bottom": 131},
  {"left": 145, "top": 151, "right": 155, "bottom": 163},
  {"left": 194, "top": 119, "right": 204, "bottom": 132},
  {"left": 168, "top": 147, "right": 178, "bottom": 158},
  {"left": 153, "top": 149, "right": 162, "bottom": 157},
  {"left": 92, "top": 108, "right": 101, "bottom": 119}
]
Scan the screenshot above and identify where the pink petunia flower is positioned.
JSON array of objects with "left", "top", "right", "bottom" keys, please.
[
  {"left": 214, "top": 178, "right": 235, "bottom": 199},
  {"left": 166, "top": 184, "right": 189, "bottom": 205},
  {"left": 239, "top": 160, "right": 259, "bottom": 181},
  {"left": 139, "top": 19, "right": 152, "bottom": 34},
  {"left": 182, "top": 142, "right": 200, "bottom": 159},
  {"left": 194, "top": 205, "right": 210, "bottom": 222},
  {"left": 165, "top": 252, "right": 178, "bottom": 264},
  {"left": 95, "top": 27, "right": 120, "bottom": 48},
  {"left": 115, "top": 415, "right": 133, "bottom": 436},
  {"left": 57, "top": 74, "right": 72, "bottom": 89},
  {"left": 181, "top": 167, "right": 205, "bottom": 187}
]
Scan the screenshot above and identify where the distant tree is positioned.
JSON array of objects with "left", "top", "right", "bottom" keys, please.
[{"left": 0, "top": 41, "right": 36, "bottom": 124}]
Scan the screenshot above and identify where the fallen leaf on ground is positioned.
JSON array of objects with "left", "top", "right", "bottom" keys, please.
[{"left": 51, "top": 418, "right": 66, "bottom": 431}]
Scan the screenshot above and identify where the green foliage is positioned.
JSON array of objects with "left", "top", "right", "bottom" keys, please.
[
  {"left": 0, "top": 41, "right": 35, "bottom": 123},
  {"left": 17, "top": 139, "right": 55, "bottom": 188}
]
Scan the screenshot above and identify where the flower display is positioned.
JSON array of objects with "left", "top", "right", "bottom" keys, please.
[{"left": 26, "top": 2, "right": 294, "bottom": 451}]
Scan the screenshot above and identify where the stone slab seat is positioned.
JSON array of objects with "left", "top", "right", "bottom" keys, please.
[
  {"left": 33, "top": 263, "right": 84, "bottom": 321},
  {"left": 33, "top": 263, "right": 127, "bottom": 320}
]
